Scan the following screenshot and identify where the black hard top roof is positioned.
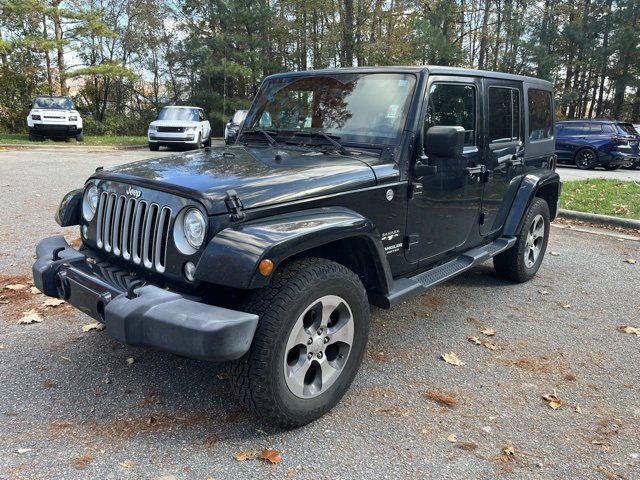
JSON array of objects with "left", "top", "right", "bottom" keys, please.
[{"left": 265, "top": 65, "right": 552, "bottom": 88}]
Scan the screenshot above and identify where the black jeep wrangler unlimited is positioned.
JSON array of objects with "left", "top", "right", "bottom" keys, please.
[{"left": 33, "top": 67, "right": 559, "bottom": 428}]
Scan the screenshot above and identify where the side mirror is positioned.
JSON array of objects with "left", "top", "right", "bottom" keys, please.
[{"left": 424, "top": 126, "right": 465, "bottom": 158}]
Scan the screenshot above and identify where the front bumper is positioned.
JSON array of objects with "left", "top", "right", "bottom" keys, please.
[
  {"left": 30, "top": 124, "right": 81, "bottom": 137},
  {"left": 148, "top": 132, "right": 197, "bottom": 144},
  {"left": 32, "top": 236, "right": 259, "bottom": 362}
]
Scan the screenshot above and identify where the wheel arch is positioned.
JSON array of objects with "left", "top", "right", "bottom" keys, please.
[
  {"left": 573, "top": 145, "right": 599, "bottom": 163},
  {"left": 194, "top": 207, "right": 394, "bottom": 297},
  {"left": 503, "top": 171, "right": 560, "bottom": 236}
]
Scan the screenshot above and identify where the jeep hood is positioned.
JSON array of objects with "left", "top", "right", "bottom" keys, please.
[{"left": 95, "top": 145, "right": 381, "bottom": 215}]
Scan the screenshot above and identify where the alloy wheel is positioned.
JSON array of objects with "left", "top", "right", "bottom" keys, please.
[
  {"left": 524, "top": 214, "right": 545, "bottom": 268},
  {"left": 283, "top": 295, "right": 354, "bottom": 399},
  {"left": 576, "top": 150, "right": 595, "bottom": 169}
]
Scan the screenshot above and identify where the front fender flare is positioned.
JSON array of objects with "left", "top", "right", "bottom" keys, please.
[
  {"left": 194, "top": 207, "right": 393, "bottom": 292},
  {"left": 503, "top": 171, "right": 560, "bottom": 236}
]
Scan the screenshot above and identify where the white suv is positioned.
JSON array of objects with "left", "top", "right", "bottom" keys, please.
[
  {"left": 148, "top": 106, "right": 212, "bottom": 151},
  {"left": 27, "top": 96, "right": 84, "bottom": 141}
]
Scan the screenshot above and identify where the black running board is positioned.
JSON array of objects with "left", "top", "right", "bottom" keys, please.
[{"left": 371, "top": 236, "right": 516, "bottom": 309}]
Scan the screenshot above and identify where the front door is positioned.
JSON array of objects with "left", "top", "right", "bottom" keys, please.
[
  {"left": 479, "top": 79, "right": 525, "bottom": 236},
  {"left": 405, "top": 76, "right": 484, "bottom": 264}
]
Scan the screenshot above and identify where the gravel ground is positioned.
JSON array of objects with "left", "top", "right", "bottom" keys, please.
[
  {"left": 557, "top": 164, "right": 640, "bottom": 182},
  {"left": 1, "top": 148, "right": 639, "bottom": 480}
]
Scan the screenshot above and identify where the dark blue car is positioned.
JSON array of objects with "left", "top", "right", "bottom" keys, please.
[{"left": 555, "top": 119, "right": 640, "bottom": 170}]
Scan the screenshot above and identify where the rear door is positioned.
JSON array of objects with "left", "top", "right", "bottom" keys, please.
[
  {"left": 480, "top": 79, "right": 524, "bottom": 236},
  {"left": 524, "top": 85, "right": 555, "bottom": 170}
]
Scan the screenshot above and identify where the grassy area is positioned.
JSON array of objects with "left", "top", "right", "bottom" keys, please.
[
  {"left": 0, "top": 133, "right": 147, "bottom": 147},
  {"left": 561, "top": 179, "right": 640, "bottom": 219}
]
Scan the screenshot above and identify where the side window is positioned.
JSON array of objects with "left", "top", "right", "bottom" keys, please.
[
  {"left": 602, "top": 124, "right": 615, "bottom": 134},
  {"left": 424, "top": 83, "right": 476, "bottom": 147},
  {"left": 488, "top": 87, "right": 520, "bottom": 143},
  {"left": 527, "top": 89, "right": 553, "bottom": 140}
]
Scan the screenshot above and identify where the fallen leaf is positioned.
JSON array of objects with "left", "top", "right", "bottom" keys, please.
[
  {"left": 120, "top": 461, "right": 134, "bottom": 469},
  {"left": 480, "top": 328, "right": 495, "bottom": 336},
  {"left": 468, "top": 336, "right": 482, "bottom": 345},
  {"left": 5, "top": 284, "right": 27, "bottom": 291},
  {"left": 542, "top": 389, "right": 563, "bottom": 410},
  {"left": 258, "top": 449, "right": 282, "bottom": 464},
  {"left": 82, "top": 322, "right": 105, "bottom": 332},
  {"left": 16, "top": 448, "right": 31, "bottom": 454},
  {"left": 618, "top": 325, "right": 640, "bottom": 336},
  {"left": 447, "top": 433, "right": 457, "bottom": 443},
  {"left": 441, "top": 352, "right": 462, "bottom": 366},
  {"left": 18, "top": 310, "right": 42, "bottom": 324},
  {"left": 561, "top": 304, "right": 571, "bottom": 309},
  {"left": 549, "top": 251, "right": 560, "bottom": 256},
  {"left": 30, "top": 287, "right": 41, "bottom": 294},
  {"left": 74, "top": 452, "right": 93, "bottom": 470},
  {"left": 625, "top": 258, "right": 636, "bottom": 264},
  {"left": 575, "top": 404, "right": 582, "bottom": 414},
  {"left": 538, "top": 289, "right": 550, "bottom": 295},
  {"left": 503, "top": 445, "right": 516, "bottom": 456},
  {"left": 43, "top": 298, "right": 65, "bottom": 307},
  {"left": 424, "top": 390, "right": 458, "bottom": 407},
  {"left": 457, "top": 441, "right": 478, "bottom": 451},
  {"left": 483, "top": 342, "right": 498, "bottom": 351},
  {"left": 234, "top": 450, "right": 258, "bottom": 461},
  {"left": 126, "top": 357, "right": 135, "bottom": 365}
]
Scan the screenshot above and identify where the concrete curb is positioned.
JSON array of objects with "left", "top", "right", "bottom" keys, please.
[
  {"left": 558, "top": 208, "right": 640, "bottom": 230},
  {"left": 0, "top": 143, "right": 146, "bottom": 151}
]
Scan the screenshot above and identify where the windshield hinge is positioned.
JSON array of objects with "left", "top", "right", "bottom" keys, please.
[{"left": 224, "top": 189, "right": 246, "bottom": 221}]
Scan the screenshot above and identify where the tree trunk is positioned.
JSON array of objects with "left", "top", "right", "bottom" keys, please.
[
  {"left": 478, "top": 0, "right": 491, "bottom": 69},
  {"left": 51, "top": 1, "right": 66, "bottom": 95},
  {"left": 341, "top": 0, "right": 355, "bottom": 66}
]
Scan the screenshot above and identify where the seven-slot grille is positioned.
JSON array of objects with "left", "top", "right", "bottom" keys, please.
[{"left": 95, "top": 192, "right": 172, "bottom": 273}]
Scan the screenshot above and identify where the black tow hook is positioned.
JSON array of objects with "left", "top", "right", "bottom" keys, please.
[{"left": 56, "top": 271, "right": 70, "bottom": 299}]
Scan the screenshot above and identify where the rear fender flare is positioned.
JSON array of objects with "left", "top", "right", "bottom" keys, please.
[
  {"left": 194, "top": 207, "right": 393, "bottom": 292},
  {"left": 503, "top": 171, "right": 560, "bottom": 236}
]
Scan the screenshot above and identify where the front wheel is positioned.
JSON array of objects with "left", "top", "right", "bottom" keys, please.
[
  {"left": 574, "top": 148, "right": 598, "bottom": 169},
  {"left": 76, "top": 132, "right": 84, "bottom": 142},
  {"left": 149, "top": 143, "right": 159, "bottom": 151},
  {"left": 203, "top": 135, "right": 211, "bottom": 147},
  {"left": 494, "top": 197, "right": 550, "bottom": 283},
  {"left": 228, "top": 258, "right": 370, "bottom": 428}
]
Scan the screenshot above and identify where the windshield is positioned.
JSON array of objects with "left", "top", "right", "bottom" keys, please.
[
  {"left": 33, "top": 96, "right": 75, "bottom": 110},
  {"left": 243, "top": 73, "right": 417, "bottom": 145},
  {"left": 232, "top": 110, "right": 248, "bottom": 124},
  {"left": 616, "top": 123, "right": 638, "bottom": 136},
  {"left": 158, "top": 107, "right": 199, "bottom": 121}
]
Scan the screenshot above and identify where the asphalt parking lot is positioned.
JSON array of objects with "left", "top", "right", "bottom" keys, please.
[
  {"left": 556, "top": 164, "right": 640, "bottom": 182},
  {"left": 1, "top": 147, "right": 639, "bottom": 479}
]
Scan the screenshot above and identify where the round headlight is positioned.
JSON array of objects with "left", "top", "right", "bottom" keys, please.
[
  {"left": 82, "top": 184, "right": 99, "bottom": 221},
  {"left": 183, "top": 208, "right": 206, "bottom": 249}
]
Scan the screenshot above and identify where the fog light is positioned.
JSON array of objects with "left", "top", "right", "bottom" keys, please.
[
  {"left": 184, "top": 261, "right": 196, "bottom": 282},
  {"left": 259, "top": 259, "right": 274, "bottom": 276}
]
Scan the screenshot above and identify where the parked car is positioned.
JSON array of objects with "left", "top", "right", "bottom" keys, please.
[
  {"left": 555, "top": 119, "right": 639, "bottom": 170},
  {"left": 33, "top": 66, "right": 559, "bottom": 428},
  {"left": 224, "top": 109, "right": 248, "bottom": 144},
  {"left": 27, "top": 95, "right": 83, "bottom": 141},
  {"left": 147, "top": 106, "right": 211, "bottom": 151}
]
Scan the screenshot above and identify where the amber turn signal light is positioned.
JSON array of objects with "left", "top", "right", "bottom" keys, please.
[{"left": 259, "top": 259, "right": 274, "bottom": 276}]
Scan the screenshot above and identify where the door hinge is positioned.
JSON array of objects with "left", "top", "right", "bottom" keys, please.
[
  {"left": 409, "top": 182, "right": 423, "bottom": 198},
  {"left": 479, "top": 210, "right": 486, "bottom": 225},
  {"left": 224, "top": 189, "right": 246, "bottom": 221},
  {"left": 404, "top": 234, "right": 420, "bottom": 250}
]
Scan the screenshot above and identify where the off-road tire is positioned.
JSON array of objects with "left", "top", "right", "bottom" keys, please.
[
  {"left": 228, "top": 257, "right": 370, "bottom": 429},
  {"left": 203, "top": 135, "right": 212, "bottom": 147},
  {"left": 149, "top": 143, "right": 160, "bottom": 151},
  {"left": 76, "top": 132, "right": 84, "bottom": 142},
  {"left": 494, "top": 197, "right": 550, "bottom": 283},
  {"left": 574, "top": 148, "right": 598, "bottom": 170},
  {"left": 28, "top": 131, "right": 40, "bottom": 141}
]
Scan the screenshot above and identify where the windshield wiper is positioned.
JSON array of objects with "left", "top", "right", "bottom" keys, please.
[
  {"left": 291, "top": 131, "right": 351, "bottom": 156},
  {"left": 241, "top": 128, "right": 278, "bottom": 147}
]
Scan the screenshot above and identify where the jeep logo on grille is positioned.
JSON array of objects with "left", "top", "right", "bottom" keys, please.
[{"left": 126, "top": 186, "right": 141, "bottom": 198}]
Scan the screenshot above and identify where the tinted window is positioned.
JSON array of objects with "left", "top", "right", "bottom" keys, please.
[
  {"left": 559, "top": 123, "right": 589, "bottom": 135},
  {"left": 33, "top": 96, "right": 75, "bottom": 110},
  {"left": 424, "top": 83, "right": 476, "bottom": 147},
  {"left": 602, "top": 124, "right": 616, "bottom": 134},
  {"left": 528, "top": 89, "right": 553, "bottom": 140},
  {"left": 489, "top": 87, "right": 520, "bottom": 143},
  {"left": 616, "top": 123, "right": 637, "bottom": 136}
]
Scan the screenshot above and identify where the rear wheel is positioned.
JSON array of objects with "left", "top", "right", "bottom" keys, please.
[
  {"left": 228, "top": 258, "right": 370, "bottom": 428},
  {"left": 494, "top": 197, "right": 550, "bottom": 283},
  {"left": 574, "top": 148, "right": 598, "bottom": 169}
]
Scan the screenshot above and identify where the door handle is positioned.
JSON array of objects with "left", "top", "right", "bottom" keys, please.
[
  {"left": 465, "top": 165, "right": 486, "bottom": 176},
  {"left": 510, "top": 154, "right": 524, "bottom": 166}
]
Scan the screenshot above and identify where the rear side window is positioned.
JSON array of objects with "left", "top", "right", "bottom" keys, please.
[
  {"left": 602, "top": 124, "right": 616, "bottom": 134},
  {"left": 488, "top": 87, "right": 520, "bottom": 143},
  {"left": 616, "top": 123, "right": 637, "bottom": 135},
  {"left": 527, "top": 89, "right": 553, "bottom": 140},
  {"left": 424, "top": 83, "right": 476, "bottom": 147},
  {"left": 560, "top": 123, "right": 589, "bottom": 135}
]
